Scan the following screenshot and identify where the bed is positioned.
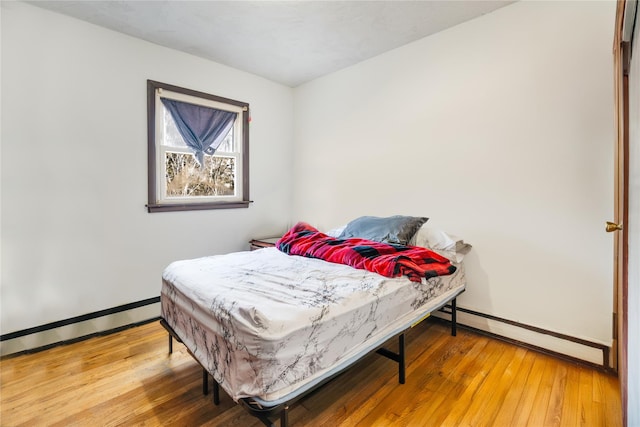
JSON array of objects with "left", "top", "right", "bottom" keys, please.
[{"left": 160, "top": 217, "right": 470, "bottom": 426}]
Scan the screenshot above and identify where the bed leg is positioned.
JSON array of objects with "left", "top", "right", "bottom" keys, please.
[
  {"left": 168, "top": 334, "right": 173, "bottom": 354},
  {"left": 280, "top": 405, "right": 289, "bottom": 427},
  {"left": 202, "top": 368, "right": 209, "bottom": 395},
  {"left": 399, "top": 333, "right": 406, "bottom": 384},
  {"left": 213, "top": 379, "right": 220, "bottom": 405},
  {"left": 451, "top": 298, "right": 457, "bottom": 337}
]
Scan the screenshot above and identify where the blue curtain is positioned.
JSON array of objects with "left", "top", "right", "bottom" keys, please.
[{"left": 161, "top": 98, "right": 237, "bottom": 166}]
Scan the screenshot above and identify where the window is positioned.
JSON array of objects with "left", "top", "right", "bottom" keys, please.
[{"left": 146, "top": 80, "right": 250, "bottom": 212}]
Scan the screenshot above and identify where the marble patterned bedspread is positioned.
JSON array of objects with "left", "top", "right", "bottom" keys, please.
[{"left": 161, "top": 247, "right": 465, "bottom": 403}]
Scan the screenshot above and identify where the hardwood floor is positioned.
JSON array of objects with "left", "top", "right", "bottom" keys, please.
[{"left": 0, "top": 320, "right": 621, "bottom": 426}]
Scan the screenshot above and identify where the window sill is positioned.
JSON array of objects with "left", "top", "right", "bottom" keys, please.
[{"left": 147, "top": 201, "right": 251, "bottom": 213}]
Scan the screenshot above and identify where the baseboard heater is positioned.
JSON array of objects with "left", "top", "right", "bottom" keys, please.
[
  {"left": 0, "top": 297, "right": 160, "bottom": 357},
  {"left": 436, "top": 305, "right": 611, "bottom": 371},
  {"left": 1, "top": 298, "right": 611, "bottom": 372}
]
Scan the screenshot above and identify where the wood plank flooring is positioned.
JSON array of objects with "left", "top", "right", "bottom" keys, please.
[{"left": 0, "top": 320, "right": 621, "bottom": 426}]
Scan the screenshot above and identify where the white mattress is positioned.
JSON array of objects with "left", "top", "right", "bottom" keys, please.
[{"left": 161, "top": 247, "right": 465, "bottom": 404}]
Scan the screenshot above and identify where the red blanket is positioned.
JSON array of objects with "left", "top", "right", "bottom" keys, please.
[{"left": 276, "top": 222, "right": 456, "bottom": 282}]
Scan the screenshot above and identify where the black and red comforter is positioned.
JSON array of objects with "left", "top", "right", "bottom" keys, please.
[{"left": 276, "top": 222, "right": 456, "bottom": 282}]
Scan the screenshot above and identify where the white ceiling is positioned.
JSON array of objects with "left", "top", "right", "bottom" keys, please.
[{"left": 26, "top": 1, "right": 514, "bottom": 87}]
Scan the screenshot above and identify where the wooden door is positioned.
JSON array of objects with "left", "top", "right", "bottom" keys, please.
[{"left": 612, "top": 1, "right": 635, "bottom": 424}]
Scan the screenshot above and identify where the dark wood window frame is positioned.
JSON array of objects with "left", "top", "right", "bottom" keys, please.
[{"left": 146, "top": 80, "right": 250, "bottom": 213}]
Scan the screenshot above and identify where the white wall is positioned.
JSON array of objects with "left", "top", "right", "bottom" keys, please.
[
  {"left": 0, "top": 2, "right": 293, "bottom": 336},
  {"left": 293, "top": 1, "right": 616, "bottom": 359}
]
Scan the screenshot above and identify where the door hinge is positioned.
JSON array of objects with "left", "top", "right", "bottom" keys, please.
[{"left": 613, "top": 312, "right": 618, "bottom": 340}]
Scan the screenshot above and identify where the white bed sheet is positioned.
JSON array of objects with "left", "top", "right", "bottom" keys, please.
[{"left": 161, "top": 247, "right": 465, "bottom": 403}]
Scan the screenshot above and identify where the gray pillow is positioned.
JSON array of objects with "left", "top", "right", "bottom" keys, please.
[{"left": 338, "top": 215, "right": 428, "bottom": 245}]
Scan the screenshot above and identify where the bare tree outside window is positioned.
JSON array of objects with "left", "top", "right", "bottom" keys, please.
[{"left": 165, "top": 153, "right": 235, "bottom": 197}]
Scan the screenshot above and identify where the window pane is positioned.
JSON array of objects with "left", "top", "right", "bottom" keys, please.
[
  {"left": 163, "top": 108, "right": 187, "bottom": 148},
  {"left": 165, "top": 152, "right": 236, "bottom": 197},
  {"left": 217, "top": 127, "right": 234, "bottom": 152}
]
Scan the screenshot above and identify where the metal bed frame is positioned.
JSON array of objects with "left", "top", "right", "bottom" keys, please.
[{"left": 160, "top": 298, "right": 459, "bottom": 427}]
